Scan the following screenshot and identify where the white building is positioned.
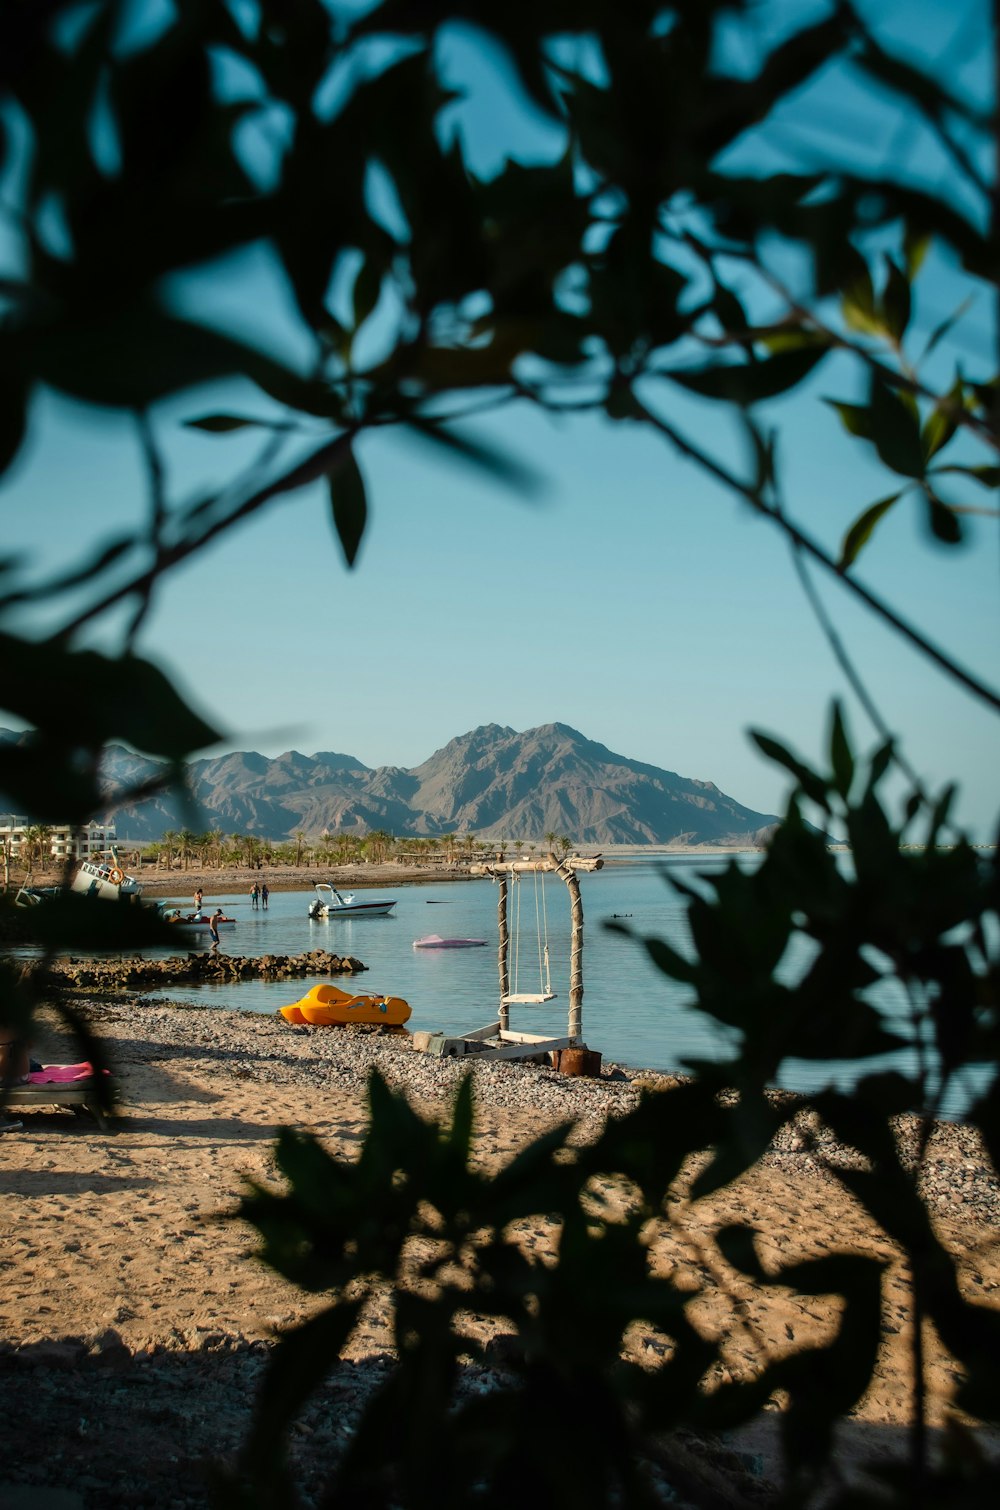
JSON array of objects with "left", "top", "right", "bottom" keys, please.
[{"left": 0, "top": 817, "right": 119, "bottom": 862}]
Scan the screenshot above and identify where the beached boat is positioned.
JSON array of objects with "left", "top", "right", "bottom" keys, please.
[
  {"left": 71, "top": 854, "right": 143, "bottom": 902},
  {"left": 412, "top": 934, "right": 486, "bottom": 949},
  {"left": 13, "top": 885, "right": 62, "bottom": 907},
  {"left": 308, "top": 883, "right": 397, "bottom": 919},
  {"left": 279, "top": 982, "right": 411, "bottom": 1027}
]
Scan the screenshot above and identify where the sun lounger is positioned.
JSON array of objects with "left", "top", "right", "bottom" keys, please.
[{"left": 4, "top": 1063, "right": 113, "bottom": 1129}]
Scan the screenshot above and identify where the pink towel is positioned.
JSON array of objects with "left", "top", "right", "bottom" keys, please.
[{"left": 28, "top": 1063, "right": 102, "bottom": 1084}]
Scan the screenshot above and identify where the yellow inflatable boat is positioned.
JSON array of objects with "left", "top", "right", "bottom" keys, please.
[{"left": 280, "top": 982, "right": 411, "bottom": 1027}]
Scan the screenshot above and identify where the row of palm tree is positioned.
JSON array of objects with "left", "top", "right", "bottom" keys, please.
[{"left": 138, "top": 828, "right": 578, "bottom": 870}]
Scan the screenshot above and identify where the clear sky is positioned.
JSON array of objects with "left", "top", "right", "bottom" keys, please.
[{"left": 2, "top": 0, "right": 997, "bottom": 838}]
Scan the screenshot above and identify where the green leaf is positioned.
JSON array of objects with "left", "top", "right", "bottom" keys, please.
[
  {"left": 921, "top": 381, "right": 963, "bottom": 460},
  {"left": 841, "top": 249, "right": 881, "bottom": 335},
  {"left": 447, "top": 1073, "right": 474, "bottom": 1167},
  {"left": 0, "top": 634, "right": 220, "bottom": 760},
  {"left": 352, "top": 258, "right": 383, "bottom": 333},
  {"left": 824, "top": 399, "right": 872, "bottom": 440},
  {"left": 0, "top": 370, "right": 27, "bottom": 478},
  {"left": 404, "top": 418, "right": 542, "bottom": 496},
  {"left": 327, "top": 444, "right": 368, "bottom": 568},
  {"left": 868, "top": 376, "right": 925, "bottom": 478},
  {"left": 903, "top": 224, "right": 931, "bottom": 276},
  {"left": 934, "top": 463, "right": 1000, "bottom": 490},
  {"left": 881, "top": 256, "right": 911, "bottom": 344},
  {"left": 669, "top": 345, "right": 829, "bottom": 406},
  {"left": 20, "top": 304, "right": 320, "bottom": 411},
  {"left": 926, "top": 493, "right": 962, "bottom": 544},
  {"left": 838, "top": 492, "right": 902, "bottom": 570},
  {"left": 828, "top": 702, "right": 854, "bottom": 798},
  {"left": 921, "top": 294, "right": 975, "bottom": 361},
  {"left": 750, "top": 731, "right": 831, "bottom": 809},
  {"left": 184, "top": 415, "right": 272, "bottom": 433}
]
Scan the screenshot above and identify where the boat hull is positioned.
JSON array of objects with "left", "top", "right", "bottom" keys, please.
[
  {"left": 280, "top": 983, "right": 411, "bottom": 1027},
  {"left": 412, "top": 935, "right": 486, "bottom": 949},
  {"left": 310, "top": 901, "right": 396, "bottom": 918},
  {"left": 308, "top": 883, "right": 396, "bottom": 918}
]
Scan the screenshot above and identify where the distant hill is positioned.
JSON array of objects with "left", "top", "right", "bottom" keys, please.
[{"left": 0, "top": 722, "right": 781, "bottom": 846}]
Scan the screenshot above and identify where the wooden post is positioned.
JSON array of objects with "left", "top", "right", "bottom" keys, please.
[
  {"left": 497, "top": 872, "right": 510, "bottom": 1034},
  {"left": 552, "top": 854, "right": 585, "bottom": 1040}
]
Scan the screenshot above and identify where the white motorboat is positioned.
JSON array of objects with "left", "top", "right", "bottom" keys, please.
[
  {"left": 70, "top": 854, "right": 143, "bottom": 902},
  {"left": 308, "top": 883, "right": 397, "bottom": 919}
]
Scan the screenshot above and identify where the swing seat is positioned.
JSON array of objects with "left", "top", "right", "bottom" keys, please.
[{"left": 501, "top": 991, "right": 557, "bottom": 1005}]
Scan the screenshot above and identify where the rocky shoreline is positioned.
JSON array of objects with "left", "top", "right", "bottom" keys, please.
[{"left": 33, "top": 949, "right": 368, "bottom": 989}]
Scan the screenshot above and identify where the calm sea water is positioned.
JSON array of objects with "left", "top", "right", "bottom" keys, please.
[{"left": 144, "top": 856, "right": 990, "bottom": 1118}]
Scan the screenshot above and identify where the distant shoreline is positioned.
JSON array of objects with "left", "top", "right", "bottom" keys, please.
[{"left": 11, "top": 845, "right": 767, "bottom": 896}]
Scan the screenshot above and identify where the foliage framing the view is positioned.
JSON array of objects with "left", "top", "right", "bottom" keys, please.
[
  {"left": 1, "top": 2, "right": 997, "bottom": 1505},
  {"left": 221, "top": 717, "right": 999, "bottom": 1508}
]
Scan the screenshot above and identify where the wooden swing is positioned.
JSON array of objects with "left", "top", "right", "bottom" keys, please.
[
  {"left": 501, "top": 867, "right": 556, "bottom": 1005},
  {"left": 409, "top": 853, "right": 603, "bottom": 1063}
]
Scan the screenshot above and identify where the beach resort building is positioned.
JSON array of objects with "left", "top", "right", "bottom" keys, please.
[{"left": 0, "top": 817, "right": 119, "bottom": 862}]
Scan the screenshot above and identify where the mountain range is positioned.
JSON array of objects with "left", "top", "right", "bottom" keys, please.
[{"left": 0, "top": 723, "right": 781, "bottom": 846}]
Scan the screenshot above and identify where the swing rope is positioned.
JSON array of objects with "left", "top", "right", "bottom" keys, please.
[{"left": 502, "top": 866, "right": 556, "bottom": 1005}]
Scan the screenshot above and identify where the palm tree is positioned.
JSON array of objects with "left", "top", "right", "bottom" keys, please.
[
  {"left": 36, "top": 825, "right": 53, "bottom": 871},
  {"left": 159, "top": 830, "right": 176, "bottom": 871},
  {"left": 176, "top": 829, "right": 196, "bottom": 871},
  {"left": 544, "top": 830, "right": 558, "bottom": 855},
  {"left": 365, "top": 829, "right": 393, "bottom": 865},
  {"left": 294, "top": 830, "right": 307, "bottom": 867},
  {"left": 560, "top": 835, "right": 572, "bottom": 856},
  {"left": 20, "top": 824, "right": 43, "bottom": 878}
]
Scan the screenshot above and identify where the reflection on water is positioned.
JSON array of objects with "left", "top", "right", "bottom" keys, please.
[{"left": 137, "top": 855, "right": 992, "bottom": 1118}]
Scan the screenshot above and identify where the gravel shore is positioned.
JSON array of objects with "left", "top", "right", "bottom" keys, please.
[{"left": 2, "top": 994, "right": 998, "bottom": 1508}]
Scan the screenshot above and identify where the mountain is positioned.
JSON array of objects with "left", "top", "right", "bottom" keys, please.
[{"left": 0, "top": 724, "right": 780, "bottom": 845}]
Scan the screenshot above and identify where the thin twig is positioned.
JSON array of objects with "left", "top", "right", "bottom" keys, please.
[
  {"left": 629, "top": 392, "right": 1000, "bottom": 715},
  {"left": 58, "top": 428, "right": 359, "bottom": 639}
]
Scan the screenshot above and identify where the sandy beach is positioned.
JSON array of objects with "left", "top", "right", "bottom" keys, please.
[{"left": 2, "top": 996, "right": 999, "bottom": 1507}]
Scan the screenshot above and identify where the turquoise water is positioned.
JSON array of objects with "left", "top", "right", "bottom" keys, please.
[{"left": 145, "top": 857, "right": 993, "bottom": 1117}]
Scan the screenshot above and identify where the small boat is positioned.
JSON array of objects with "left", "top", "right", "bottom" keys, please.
[
  {"left": 14, "top": 885, "right": 63, "bottom": 907},
  {"left": 280, "top": 982, "right": 411, "bottom": 1027},
  {"left": 71, "top": 853, "right": 143, "bottom": 902},
  {"left": 308, "top": 883, "right": 397, "bottom": 919},
  {"left": 159, "top": 907, "right": 237, "bottom": 930},
  {"left": 412, "top": 934, "right": 486, "bottom": 949}
]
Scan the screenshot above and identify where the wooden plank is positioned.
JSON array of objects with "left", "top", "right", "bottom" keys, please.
[
  {"left": 474, "top": 1036, "right": 575, "bottom": 1062},
  {"left": 498, "top": 1030, "right": 582, "bottom": 1046},
  {"left": 470, "top": 857, "right": 603, "bottom": 876},
  {"left": 458, "top": 1021, "right": 502, "bottom": 1042}
]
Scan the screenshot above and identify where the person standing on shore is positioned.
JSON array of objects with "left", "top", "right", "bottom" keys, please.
[
  {"left": 209, "top": 909, "right": 224, "bottom": 951},
  {"left": 194, "top": 887, "right": 204, "bottom": 917},
  {"left": 261, "top": 883, "right": 269, "bottom": 910},
  {"left": 249, "top": 882, "right": 259, "bottom": 910}
]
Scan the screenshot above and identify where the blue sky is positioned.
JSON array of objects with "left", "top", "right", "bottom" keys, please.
[{"left": 1, "top": 0, "right": 997, "bottom": 837}]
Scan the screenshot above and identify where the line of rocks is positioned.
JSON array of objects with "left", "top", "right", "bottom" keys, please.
[{"left": 32, "top": 949, "right": 368, "bottom": 989}]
